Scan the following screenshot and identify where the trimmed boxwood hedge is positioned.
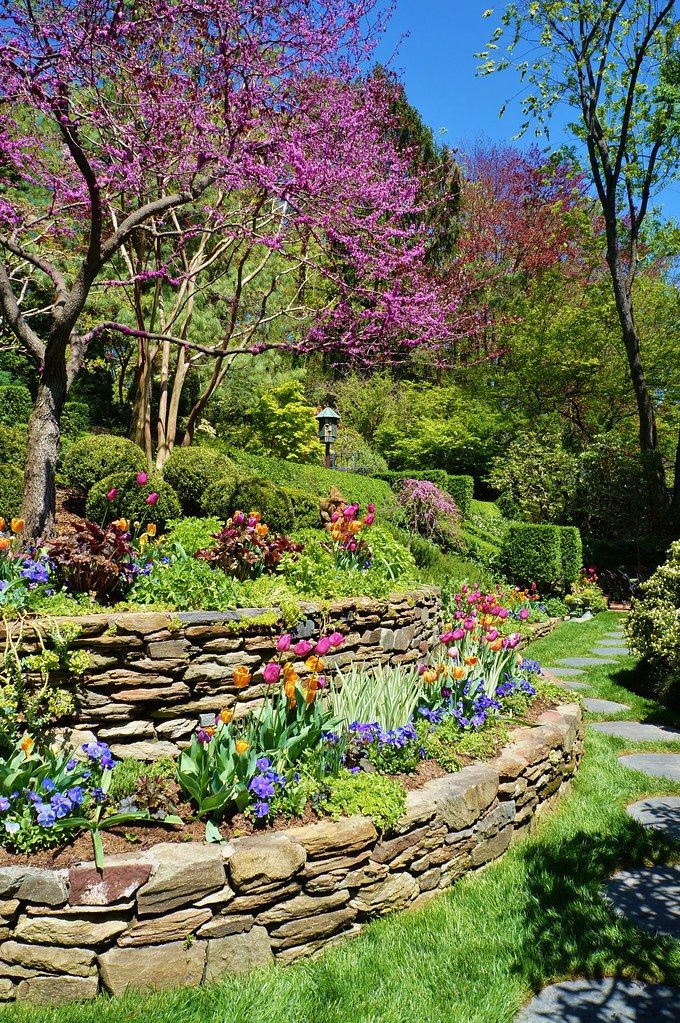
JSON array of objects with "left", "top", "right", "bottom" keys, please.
[
  {"left": 285, "top": 488, "right": 321, "bottom": 530},
  {"left": 228, "top": 451, "right": 399, "bottom": 521},
  {"left": 86, "top": 472, "right": 181, "bottom": 530},
  {"left": 0, "top": 466, "right": 25, "bottom": 519},
  {"left": 499, "top": 523, "right": 563, "bottom": 592},
  {"left": 376, "top": 470, "right": 474, "bottom": 517},
  {"left": 557, "top": 525, "right": 583, "bottom": 587},
  {"left": 163, "top": 446, "right": 239, "bottom": 516},
  {"left": 64, "top": 434, "right": 146, "bottom": 493}
]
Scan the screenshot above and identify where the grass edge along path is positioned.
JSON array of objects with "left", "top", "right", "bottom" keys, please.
[{"left": 2, "top": 611, "right": 680, "bottom": 1023}]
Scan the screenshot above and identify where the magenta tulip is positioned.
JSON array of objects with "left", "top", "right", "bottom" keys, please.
[
  {"left": 276, "top": 633, "right": 292, "bottom": 652},
  {"left": 146, "top": 492, "right": 159, "bottom": 506},
  {"left": 328, "top": 632, "right": 344, "bottom": 648},
  {"left": 315, "top": 636, "right": 332, "bottom": 655},
  {"left": 519, "top": 608, "right": 530, "bottom": 620},
  {"left": 136, "top": 471, "right": 148, "bottom": 486},
  {"left": 263, "top": 662, "right": 282, "bottom": 685},
  {"left": 106, "top": 488, "right": 118, "bottom": 501},
  {"left": 293, "top": 640, "right": 313, "bottom": 657},
  {"left": 452, "top": 628, "right": 465, "bottom": 641}
]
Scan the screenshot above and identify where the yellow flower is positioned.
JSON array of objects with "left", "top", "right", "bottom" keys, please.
[
  {"left": 19, "top": 734, "right": 33, "bottom": 757},
  {"left": 305, "top": 655, "right": 324, "bottom": 673},
  {"left": 10, "top": 518, "right": 24, "bottom": 534},
  {"left": 218, "top": 708, "right": 233, "bottom": 724},
  {"left": 423, "top": 669, "right": 438, "bottom": 685},
  {"left": 233, "top": 666, "right": 251, "bottom": 690},
  {"left": 235, "top": 740, "right": 249, "bottom": 756},
  {"left": 283, "top": 662, "right": 299, "bottom": 684},
  {"left": 113, "top": 518, "right": 128, "bottom": 532},
  {"left": 348, "top": 520, "right": 362, "bottom": 535},
  {"left": 146, "top": 523, "right": 157, "bottom": 537}
]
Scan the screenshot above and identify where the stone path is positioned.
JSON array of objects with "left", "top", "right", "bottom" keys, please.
[
  {"left": 543, "top": 665, "right": 586, "bottom": 676},
  {"left": 516, "top": 622, "right": 680, "bottom": 1020},
  {"left": 593, "top": 721, "right": 680, "bottom": 742},
  {"left": 583, "top": 698, "right": 630, "bottom": 715},
  {"left": 618, "top": 754, "right": 680, "bottom": 782},
  {"left": 516, "top": 978, "right": 679, "bottom": 1022},
  {"left": 627, "top": 797, "right": 680, "bottom": 841},
  {"left": 604, "top": 866, "right": 680, "bottom": 939}
]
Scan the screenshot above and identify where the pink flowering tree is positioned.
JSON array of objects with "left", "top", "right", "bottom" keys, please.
[{"left": 0, "top": 0, "right": 478, "bottom": 538}]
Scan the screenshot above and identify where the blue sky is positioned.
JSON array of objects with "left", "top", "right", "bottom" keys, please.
[{"left": 373, "top": 1, "right": 680, "bottom": 221}]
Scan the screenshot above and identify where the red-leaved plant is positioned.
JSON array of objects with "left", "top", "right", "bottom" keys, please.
[
  {"left": 195, "top": 512, "right": 302, "bottom": 582},
  {"left": 47, "top": 521, "right": 136, "bottom": 602}
]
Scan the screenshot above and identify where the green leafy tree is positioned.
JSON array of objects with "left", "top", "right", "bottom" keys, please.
[
  {"left": 248, "top": 381, "right": 319, "bottom": 463},
  {"left": 482, "top": 0, "right": 680, "bottom": 527},
  {"left": 486, "top": 432, "right": 578, "bottom": 523}
]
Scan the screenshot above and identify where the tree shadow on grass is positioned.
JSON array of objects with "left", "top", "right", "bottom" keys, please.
[
  {"left": 510, "top": 813, "right": 680, "bottom": 994},
  {"left": 608, "top": 665, "right": 680, "bottom": 728}
]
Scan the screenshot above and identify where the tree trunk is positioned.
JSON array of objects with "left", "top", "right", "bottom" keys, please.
[
  {"left": 21, "top": 348, "right": 68, "bottom": 538},
  {"left": 607, "top": 260, "right": 669, "bottom": 524},
  {"left": 670, "top": 428, "right": 680, "bottom": 532}
]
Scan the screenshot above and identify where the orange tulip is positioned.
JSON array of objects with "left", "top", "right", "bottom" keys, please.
[
  {"left": 10, "top": 518, "right": 24, "bottom": 534},
  {"left": 218, "top": 708, "right": 233, "bottom": 724},
  {"left": 235, "top": 740, "right": 249, "bottom": 755},
  {"left": 19, "top": 734, "right": 33, "bottom": 757},
  {"left": 233, "top": 665, "right": 251, "bottom": 690},
  {"left": 452, "top": 666, "right": 466, "bottom": 680},
  {"left": 0, "top": 537, "right": 10, "bottom": 553},
  {"left": 0, "top": 517, "right": 5, "bottom": 531},
  {"left": 465, "top": 656, "right": 478, "bottom": 666},
  {"left": 423, "top": 669, "right": 438, "bottom": 685},
  {"left": 305, "top": 655, "right": 324, "bottom": 673},
  {"left": 348, "top": 520, "right": 362, "bottom": 534},
  {"left": 146, "top": 523, "right": 157, "bottom": 537},
  {"left": 283, "top": 663, "right": 299, "bottom": 684},
  {"left": 249, "top": 511, "right": 261, "bottom": 522},
  {"left": 490, "top": 639, "right": 503, "bottom": 652},
  {"left": 284, "top": 680, "right": 297, "bottom": 700},
  {"left": 112, "top": 518, "right": 128, "bottom": 532},
  {"left": 255, "top": 523, "right": 269, "bottom": 537}
]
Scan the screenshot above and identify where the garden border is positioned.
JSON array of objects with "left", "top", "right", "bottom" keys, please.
[{"left": 0, "top": 701, "right": 583, "bottom": 1005}]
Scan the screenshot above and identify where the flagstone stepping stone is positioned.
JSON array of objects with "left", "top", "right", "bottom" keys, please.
[
  {"left": 604, "top": 631, "right": 625, "bottom": 637},
  {"left": 605, "top": 865, "right": 680, "bottom": 939},
  {"left": 542, "top": 666, "right": 586, "bottom": 677},
  {"left": 583, "top": 699, "right": 630, "bottom": 714},
  {"left": 557, "top": 680, "right": 592, "bottom": 691},
  {"left": 558, "top": 656, "right": 616, "bottom": 667},
  {"left": 592, "top": 646, "right": 628, "bottom": 657},
  {"left": 619, "top": 754, "right": 680, "bottom": 782},
  {"left": 627, "top": 797, "right": 680, "bottom": 841},
  {"left": 599, "top": 639, "right": 629, "bottom": 647},
  {"left": 515, "top": 978, "right": 679, "bottom": 1022},
  {"left": 593, "top": 721, "right": 680, "bottom": 742}
]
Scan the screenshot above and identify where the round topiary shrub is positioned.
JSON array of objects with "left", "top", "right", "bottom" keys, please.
[
  {"left": 86, "top": 472, "right": 181, "bottom": 530},
  {"left": 284, "top": 487, "right": 320, "bottom": 530},
  {"left": 163, "top": 446, "right": 239, "bottom": 515},
  {"left": 0, "top": 466, "right": 25, "bottom": 519},
  {"left": 626, "top": 540, "right": 680, "bottom": 707},
  {"left": 200, "top": 476, "right": 242, "bottom": 522},
  {"left": 63, "top": 434, "right": 147, "bottom": 493},
  {"left": 231, "top": 476, "right": 296, "bottom": 534},
  {"left": 0, "top": 425, "right": 27, "bottom": 467},
  {"left": 0, "top": 384, "right": 32, "bottom": 423}
]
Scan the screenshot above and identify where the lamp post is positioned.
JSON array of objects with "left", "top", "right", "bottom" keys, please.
[{"left": 315, "top": 407, "right": 340, "bottom": 469}]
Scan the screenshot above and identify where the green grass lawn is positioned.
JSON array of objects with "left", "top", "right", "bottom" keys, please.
[{"left": 2, "top": 611, "right": 680, "bottom": 1023}]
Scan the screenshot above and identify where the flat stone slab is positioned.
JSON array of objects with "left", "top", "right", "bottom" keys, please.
[
  {"left": 592, "top": 646, "right": 629, "bottom": 656},
  {"left": 583, "top": 699, "right": 630, "bottom": 714},
  {"left": 542, "top": 666, "right": 586, "bottom": 677},
  {"left": 619, "top": 754, "right": 680, "bottom": 782},
  {"left": 557, "top": 656, "right": 616, "bottom": 667},
  {"left": 599, "top": 638, "right": 630, "bottom": 646},
  {"left": 604, "top": 632, "right": 625, "bottom": 639},
  {"left": 627, "top": 797, "right": 680, "bottom": 841},
  {"left": 558, "top": 680, "right": 592, "bottom": 692},
  {"left": 593, "top": 721, "right": 680, "bottom": 742},
  {"left": 515, "top": 978, "right": 680, "bottom": 1022},
  {"left": 605, "top": 866, "right": 680, "bottom": 939}
]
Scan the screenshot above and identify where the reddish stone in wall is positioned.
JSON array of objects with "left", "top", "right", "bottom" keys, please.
[{"left": 69, "top": 857, "right": 153, "bottom": 906}]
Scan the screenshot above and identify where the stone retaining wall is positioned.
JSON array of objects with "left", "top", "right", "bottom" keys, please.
[
  {"left": 0, "top": 702, "right": 583, "bottom": 1005},
  {"left": 7, "top": 588, "right": 440, "bottom": 760}
]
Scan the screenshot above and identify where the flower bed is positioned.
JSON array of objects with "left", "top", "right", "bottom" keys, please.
[{"left": 0, "top": 700, "right": 582, "bottom": 1005}]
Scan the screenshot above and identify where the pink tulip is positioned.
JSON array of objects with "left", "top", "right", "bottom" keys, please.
[
  {"left": 447, "top": 646, "right": 459, "bottom": 659},
  {"left": 452, "top": 628, "right": 465, "bottom": 641},
  {"left": 498, "top": 608, "right": 509, "bottom": 620},
  {"left": 439, "top": 631, "right": 455, "bottom": 645},
  {"left": 106, "top": 488, "right": 118, "bottom": 501},
  {"left": 486, "top": 628, "right": 499, "bottom": 641},
  {"left": 519, "top": 608, "right": 530, "bottom": 620},
  {"left": 328, "top": 632, "right": 344, "bottom": 648},
  {"left": 364, "top": 512, "right": 375, "bottom": 525},
  {"left": 367, "top": 503, "right": 375, "bottom": 514},
  {"left": 293, "top": 640, "right": 313, "bottom": 657},
  {"left": 463, "top": 618, "right": 475, "bottom": 631},
  {"left": 315, "top": 636, "right": 332, "bottom": 655},
  {"left": 136, "top": 471, "right": 148, "bottom": 486},
  {"left": 418, "top": 663, "right": 427, "bottom": 676},
  {"left": 263, "top": 662, "right": 281, "bottom": 684},
  {"left": 146, "top": 492, "right": 159, "bottom": 506},
  {"left": 276, "top": 634, "right": 292, "bottom": 652}
]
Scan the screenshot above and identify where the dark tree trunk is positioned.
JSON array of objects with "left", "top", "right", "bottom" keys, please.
[
  {"left": 21, "top": 346, "right": 68, "bottom": 538},
  {"left": 607, "top": 257, "right": 669, "bottom": 526}
]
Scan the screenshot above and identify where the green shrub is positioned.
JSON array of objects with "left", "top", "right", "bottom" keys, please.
[
  {"left": 228, "top": 449, "right": 398, "bottom": 521},
  {"left": 284, "top": 487, "right": 320, "bottom": 529},
  {"left": 61, "top": 402, "right": 90, "bottom": 442},
  {"left": 108, "top": 756, "right": 176, "bottom": 802},
  {"left": 163, "top": 446, "right": 238, "bottom": 516},
  {"left": 409, "top": 534, "right": 441, "bottom": 569},
  {"left": 499, "top": 523, "right": 563, "bottom": 592},
  {"left": 128, "top": 551, "right": 242, "bottom": 610},
  {"left": 558, "top": 525, "right": 583, "bottom": 587},
  {"left": 200, "top": 476, "right": 242, "bottom": 521},
  {"left": 165, "top": 516, "right": 223, "bottom": 555},
  {"left": 230, "top": 476, "right": 296, "bottom": 534},
  {"left": 318, "top": 769, "right": 406, "bottom": 832},
  {"left": 541, "top": 596, "right": 570, "bottom": 617},
  {"left": 0, "top": 426, "right": 27, "bottom": 466},
  {"left": 469, "top": 499, "right": 502, "bottom": 518},
  {"left": 64, "top": 434, "right": 146, "bottom": 492},
  {"left": 86, "top": 472, "right": 181, "bottom": 530},
  {"left": 0, "top": 384, "right": 31, "bottom": 422},
  {"left": 626, "top": 540, "right": 680, "bottom": 706},
  {"left": 0, "top": 466, "right": 24, "bottom": 519}
]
